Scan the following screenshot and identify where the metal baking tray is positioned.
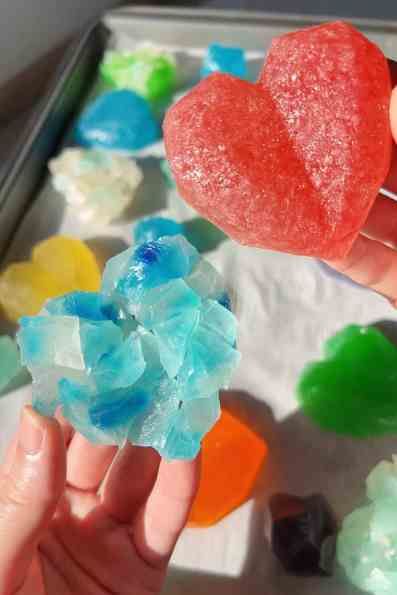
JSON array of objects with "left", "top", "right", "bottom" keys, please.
[{"left": 1, "top": 8, "right": 397, "bottom": 595}]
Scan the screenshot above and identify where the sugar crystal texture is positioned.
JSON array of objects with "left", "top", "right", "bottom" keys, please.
[
  {"left": 164, "top": 22, "right": 392, "bottom": 259},
  {"left": 270, "top": 493, "right": 338, "bottom": 576},
  {"left": 74, "top": 90, "right": 160, "bottom": 152},
  {"left": 338, "top": 457, "right": 397, "bottom": 594},
  {"left": 49, "top": 148, "right": 143, "bottom": 224},
  {"left": 0, "top": 236, "right": 101, "bottom": 323},
  {"left": 200, "top": 43, "right": 247, "bottom": 79},
  {"left": 17, "top": 236, "right": 240, "bottom": 459},
  {"left": 297, "top": 325, "right": 397, "bottom": 437},
  {"left": 134, "top": 216, "right": 185, "bottom": 244},
  {"left": 188, "top": 409, "right": 267, "bottom": 526},
  {"left": 0, "top": 336, "right": 23, "bottom": 394},
  {"left": 100, "top": 48, "right": 177, "bottom": 104}
]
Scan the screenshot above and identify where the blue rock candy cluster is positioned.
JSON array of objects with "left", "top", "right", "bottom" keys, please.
[
  {"left": 200, "top": 43, "right": 247, "bottom": 79},
  {"left": 134, "top": 216, "right": 185, "bottom": 244},
  {"left": 17, "top": 236, "right": 240, "bottom": 459},
  {"left": 74, "top": 90, "right": 160, "bottom": 152}
]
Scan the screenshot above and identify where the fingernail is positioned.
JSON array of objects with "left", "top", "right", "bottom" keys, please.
[{"left": 19, "top": 407, "right": 45, "bottom": 456}]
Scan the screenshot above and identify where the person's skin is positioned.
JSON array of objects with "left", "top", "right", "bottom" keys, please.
[
  {"left": 0, "top": 406, "right": 199, "bottom": 594},
  {"left": 325, "top": 88, "right": 397, "bottom": 303}
]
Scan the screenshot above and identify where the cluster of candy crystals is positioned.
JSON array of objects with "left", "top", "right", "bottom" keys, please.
[
  {"left": 17, "top": 236, "right": 240, "bottom": 459},
  {"left": 49, "top": 148, "right": 143, "bottom": 224},
  {"left": 338, "top": 457, "right": 397, "bottom": 594},
  {"left": 188, "top": 409, "right": 267, "bottom": 526},
  {"left": 0, "top": 236, "right": 101, "bottom": 323},
  {"left": 0, "top": 336, "right": 23, "bottom": 394},
  {"left": 75, "top": 90, "right": 160, "bottom": 152},
  {"left": 297, "top": 325, "right": 397, "bottom": 437},
  {"left": 200, "top": 43, "right": 247, "bottom": 79},
  {"left": 164, "top": 22, "right": 391, "bottom": 259},
  {"left": 134, "top": 216, "right": 185, "bottom": 245},
  {"left": 100, "top": 48, "right": 177, "bottom": 104},
  {"left": 270, "top": 493, "right": 337, "bottom": 576}
]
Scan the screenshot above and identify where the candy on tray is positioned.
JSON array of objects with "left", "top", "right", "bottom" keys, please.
[
  {"left": 200, "top": 43, "right": 247, "bottom": 79},
  {"left": 164, "top": 22, "right": 392, "bottom": 259},
  {"left": 0, "top": 236, "right": 100, "bottom": 323},
  {"left": 297, "top": 325, "right": 397, "bottom": 438},
  {"left": 75, "top": 90, "right": 160, "bottom": 152},
  {"left": 49, "top": 148, "right": 143, "bottom": 224},
  {"left": 0, "top": 336, "right": 23, "bottom": 394},
  {"left": 100, "top": 48, "right": 177, "bottom": 104},
  {"left": 188, "top": 408, "right": 267, "bottom": 526},
  {"left": 133, "top": 216, "right": 185, "bottom": 244},
  {"left": 17, "top": 236, "right": 240, "bottom": 459},
  {"left": 338, "top": 457, "right": 397, "bottom": 594},
  {"left": 270, "top": 493, "right": 337, "bottom": 576}
]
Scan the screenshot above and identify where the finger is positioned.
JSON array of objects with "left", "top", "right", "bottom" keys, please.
[
  {"left": 0, "top": 406, "right": 66, "bottom": 595},
  {"left": 67, "top": 434, "right": 117, "bottom": 492},
  {"left": 55, "top": 409, "right": 74, "bottom": 448},
  {"left": 325, "top": 234, "right": 397, "bottom": 304},
  {"left": 102, "top": 443, "right": 160, "bottom": 524},
  {"left": 1, "top": 434, "right": 18, "bottom": 476},
  {"left": 362, "top": 195, "right": 397, "bottom": 247},
  {"left": 132, "top": 456, "right": 200, "bottom": 568}
]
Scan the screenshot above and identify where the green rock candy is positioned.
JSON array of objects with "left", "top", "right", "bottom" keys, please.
[
  {"left": 297, "top": 325, "right": 397, "bottom": 437},
  {"left": 338, "top": 457, "right": 397, "bottom": 595},
  {"left": 0, "top": 336, "right": 22, "bottom": 394},
  {"left": 100, "top": 49, "right": 177, "bottom": 104}
]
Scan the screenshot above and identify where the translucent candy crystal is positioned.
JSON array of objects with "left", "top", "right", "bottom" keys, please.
[
  {"left": 17, "top": 236, "right": 240, "bottom": 459},
  {"left": 49, "top": 148, "right": 143, "bottom": 223},
  {"left": 200, "top": 43, "right": 247, "bottom": 79},
  {"left": 338, "top": 457, "right": 397, "bottom": 594},
  {"left": 74, "top": 90, "right": 160, "bottom": 152},
  {"left": 134, "top": 216, "right": 185, "bottom": 244},
  {"left": 100, "top": 48, "right": 177, "bottom": 104}
]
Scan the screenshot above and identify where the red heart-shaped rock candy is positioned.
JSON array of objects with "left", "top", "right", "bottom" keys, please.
[{"left": 164, "top": 22, "right": 392, "bottom": 259}]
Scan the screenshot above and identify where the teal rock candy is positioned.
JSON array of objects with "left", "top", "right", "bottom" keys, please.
[
  {"left": 17, "top": 235, "right": 240, "bottom": 459},
  {"left": 338, "top": 457, "right": 397, "bottom": 594},
  {"left": 0, "top": 336, "right": 23, "bottom": 394},
  {"left": 134, "top": 216, "right": 185, "bottom": 244},
  {"left": 74, "top": 90, "right": 160, "bottom": 152},
  {"left": 200, "top": 43, "right": 247, "bottom": 79}
]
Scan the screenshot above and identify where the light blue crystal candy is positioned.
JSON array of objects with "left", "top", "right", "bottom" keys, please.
[
  {"left": 17, "top": 235, "right": 240, "bottom": 459},
  {"left": 74, "top": 90, "right": 160, "bottom": 152},
  {"left": 338, "top": 457, "right": 397, "bottom": 594},
  {"left": 200, "top": 43, "right": 247, "bottom": 79},
  {"left": 134, "top": 217, "right": 185, "bottom": 244}
]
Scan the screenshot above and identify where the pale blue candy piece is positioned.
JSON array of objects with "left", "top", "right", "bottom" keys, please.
[
  {"left": 44, "top": 291, "right": 117, "bottom": 322},
  {"left": 200, "top": 43, "right": 247, "bottom": 79},
  {"left": 89, "top": 386, "right": 150, "bottom": 432},
  {"left": 92, "top": 332, "right": 145, "bottom": 390},
  {"left": 0, "top": 336, "right": 22, "bottom": 394},
  {"left": 367, "top": 458, "right": 397, "bottom": 502},
  {"left": 180, "top": 323, "right": 241, "bottom": 399},
  {"left": 134, "top": 279, "right": 200, "bottom": 328},
  {"left": 18, "top": 316, "right": 85, "bottom": 369},
  {"left": 79, "top": 319, "right": 123, "bottom": 370},
  {"left": 74, "top": 90, "right": 160, "bottom": 151},
  {"left": 59, "top": 378, "right": 115, "bottom": 444},
  {"left": 153, "top": 309, "right": 200, "bottom": 378},
  {"left": 134, "top": 217, "right": 185, "bottom": 244},
  {"left": 185, "top": 259, "right": 226, "bottom": 301},
  {"left": 114, "top": 236, "right": 199, "bottom": 300},
  {"left": 101, "top": 247, "right": 135, "bottom": 297},
  {"left": 162, "top": 396, "right": 220, "bottom": 459},
  {"left": 199, "top": 299, "right": 237, "bottom": 346}
]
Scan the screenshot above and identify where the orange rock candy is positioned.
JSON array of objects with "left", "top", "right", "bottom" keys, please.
[{"left": 188, "top": 409, "right": 268, "bottom": 527}]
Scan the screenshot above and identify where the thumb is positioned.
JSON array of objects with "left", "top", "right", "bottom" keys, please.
[{"left": 0, "top": 406, "right": 66, "bottom": 594}]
